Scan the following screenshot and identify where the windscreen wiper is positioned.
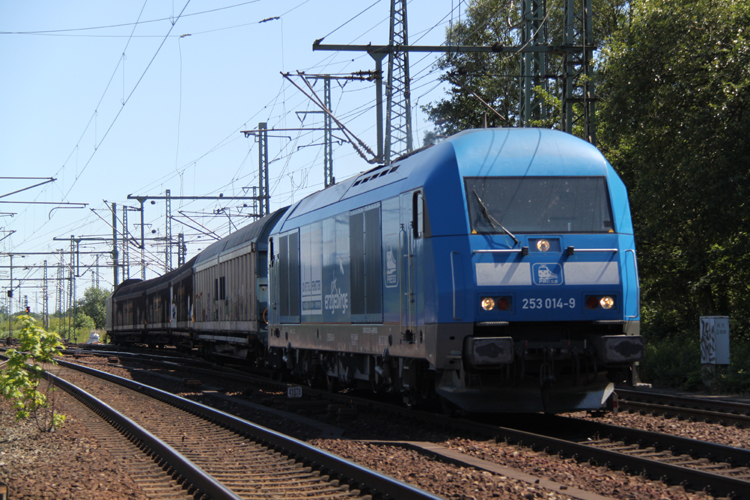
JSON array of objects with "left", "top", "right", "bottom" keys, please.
[{"left": 473, "top": 190, "right": 519, "bottom": 245}]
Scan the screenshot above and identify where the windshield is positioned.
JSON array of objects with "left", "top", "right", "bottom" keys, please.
[{"left": 465, "top": 176, "right": 614, "bottom": 234}]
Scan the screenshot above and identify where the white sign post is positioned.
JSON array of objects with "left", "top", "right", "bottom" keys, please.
[{"left": 700, "top": 316, "right": 730, "bottom": 366}]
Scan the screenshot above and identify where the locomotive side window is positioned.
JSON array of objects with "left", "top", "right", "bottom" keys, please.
[{"left": 465, "top": 176, "right": 613, "bottom": 233}]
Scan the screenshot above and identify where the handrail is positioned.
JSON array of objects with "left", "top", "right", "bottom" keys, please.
[
  {"left": 474, "top": 247, "right": 618, "bottom": 254},
  {"left": 473, "top": 249, "right": 523, "bottom": 253},
  {"left": 450, "top": 251, "right": 460, "bottom": 321},
  {"left": 571, "top": 248, "right": 619, "bottom": 253}
]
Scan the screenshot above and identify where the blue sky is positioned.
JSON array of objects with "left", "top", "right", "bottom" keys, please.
[{"left": 0, "top": 0, "right": 464, "bottom": 305}]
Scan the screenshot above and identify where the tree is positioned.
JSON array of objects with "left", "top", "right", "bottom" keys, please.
[
  {"left": 74, "top": 313, "right": 96, "bottom": 332},
  {"left": 77, "top": 287, "right": 109, "bottom": 329},
  {"left": 422, "top": 0, "right": 630, "bottom": 144},
  {"left": 597, "top": 0, "right": 750, "bottom": 341},
  {"left": 0, "top": 315, "right": 66, "bottom": 431}
]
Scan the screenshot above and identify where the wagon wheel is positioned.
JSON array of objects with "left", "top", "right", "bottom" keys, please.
[
  {"left": 325, "top": 373, "right": 339, "bottom": 393},
  {"left": 305, "top": 364, "right": 320, "bottom": 388}
]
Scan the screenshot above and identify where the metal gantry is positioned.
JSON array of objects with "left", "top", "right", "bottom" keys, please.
[
  {"left": 312, "top": 1, "right": 596, "bottom": 146},
  {"left": 68, "top": 236, "right": 76, "bottom": 340},
  {"left": 257, "top": 122, "right": 270, "bottom": 217},
  {"left": 43, "top": 259, "right": 48, "bottom": 329},
  {"left": 384, "top": 0, "right": 413, "bottom": 163},
  {"left": 177, "top": 232, "right": 185, "bottom": 267},
  {"left": 519, "top": 0, "right": 549, "bottom": 126},
  {"left": 122, "top": 205, "right": 130, "bottom": 280},
  {"left": 323, "top": 77, "right": 334, "bottom": 187},
  {"left": 127, "top": 192, "right": 263, "bottom": 276},
  {"left": 165, "top": 189, "right": 172, "bottom": 272},
  {"left": 562, "top": 0, "right": 595, "bottom": 143},
  {"left": 112, "top": 202, "right": 119, "bottom": 286},
  {"left": 56, "top": 251, "right": 64, "bottom": 316}
]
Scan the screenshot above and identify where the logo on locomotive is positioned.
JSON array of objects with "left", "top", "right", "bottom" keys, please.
[
  {"left": 324, "top": 276, "right": 349, "bottom": 312},
  {"left": 532, "top": 263, "right": 563, "bottom": 285},
  {"left": 385, "top": 245, "right": 397, "bottom": 288}
]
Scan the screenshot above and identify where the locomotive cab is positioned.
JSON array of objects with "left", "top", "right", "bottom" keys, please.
[{"left": 431, "top": 130, "right": 643, "bottom": 413}]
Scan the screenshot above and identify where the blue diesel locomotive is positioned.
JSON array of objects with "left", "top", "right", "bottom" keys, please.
[
  {"left": 106, "top": 127, "right": 643, "bottom": 414},
  {"left": 267, "top": 128, "right": 642, "bottom": 413}
]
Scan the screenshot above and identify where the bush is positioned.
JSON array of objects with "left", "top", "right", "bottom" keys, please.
[
  {"left": 641, "top": 331, "right": 750, "bottom": 395},
  {"left": 640, "top": 334, "right": 702, "bottom": 389},
  {"left": 0, "top": 315, "right": 66, "bottom": 431}
]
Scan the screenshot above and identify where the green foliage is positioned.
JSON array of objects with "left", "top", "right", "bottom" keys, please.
[
  {"left": 45, "top": 313, "right": 103, "bottom": 344},
  {"left": 74, "top": 312, "right": 95, "bottom": 332},
  {"left": 0, "top": 314, "right": 27, "bottom": 338},
  {"left": 640, "top": 334, "right": 702, "bottom": 389},
  {"left": 421, "top": 0, "right": 630, "bottom": 143},
  {"left": 77, "top": 287, "right": 109, "bottom": 329},
  {"left": 421, "top": 0, "right": 523, "bottom": 139},
  {"left": 598, "top": 0, "right": 750, "bottom": 347},
  {"left": 642, "top": 335, "right": 750, "bottom": 395},
  {"left": 0, "top": 315, "right": 66, "bottom": 431}
]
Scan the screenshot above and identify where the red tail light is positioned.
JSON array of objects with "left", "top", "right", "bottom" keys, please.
[{"left": 585, "top": 296, "right": 600, "bottom": 309}]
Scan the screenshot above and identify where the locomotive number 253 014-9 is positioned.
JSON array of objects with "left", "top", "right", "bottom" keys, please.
[{"left": 522, "top": 298, "right": 576, "bottom": 310}]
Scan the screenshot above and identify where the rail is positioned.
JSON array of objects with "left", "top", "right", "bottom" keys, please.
[
  {"left": 44, "top": 367, "right": 243, "bottom": 499},
  {"left": 56, "top": 359, "right": 442, "bottom": 500},
  {"left": 617, "top": 388, "right": 750, "bottom": 427}
]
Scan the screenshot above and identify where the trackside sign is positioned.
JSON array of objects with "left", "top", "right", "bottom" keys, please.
[{"left": 700, "top": 316, "right": 730, "bottom": 365}]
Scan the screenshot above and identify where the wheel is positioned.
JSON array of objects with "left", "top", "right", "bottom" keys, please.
[
  {"left": 403, "top": 392, "right": 419, "bottom": 409},
  {"left": 440, "top": 396, "right": 459, "bottom": 417},
  {"left": 326, "top": 374, "right": 339, "bottom": 393},
  {"left": 305, "top": 365, "right": 320, "bottom": 388}
]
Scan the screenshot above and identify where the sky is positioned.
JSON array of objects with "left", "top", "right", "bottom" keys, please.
[{"left": 0, "top": 0, "right": 467, "bottom": 309}]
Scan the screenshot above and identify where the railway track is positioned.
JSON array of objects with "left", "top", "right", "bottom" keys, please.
[
  {"left": 503, "top": 414, "right": 750, "bottom": 498},
  {"left": 69, "top": 346, "right": 750, "bottom": 430},
  {"left": 63, "top": 348, "right": 750, "bottom": 498},
  {"left": 617, "top": 387, "right": 750, "bottom": 428},
  {"left": 50, "top": 359, "right": 442, "bottom": 500}
]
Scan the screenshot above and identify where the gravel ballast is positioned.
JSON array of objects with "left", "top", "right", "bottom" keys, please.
[
  {"left": 0, "top": 393, "right": 149, "bottom": 500},
  {"left": 2, "top": 355, "right": 742, "bottom": 499}
]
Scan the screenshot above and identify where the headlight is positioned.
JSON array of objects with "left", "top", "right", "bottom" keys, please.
[
  {"left": 600, "top": 296, "right": 615, "bottom": 309},
  {"left": 536, "top": 239, "right": 551, "bottom": 252},
  {"left": 481, "top": 297, "right": 495, "bottom": 311}
]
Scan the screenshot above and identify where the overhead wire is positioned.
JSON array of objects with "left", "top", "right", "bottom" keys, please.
[
  {"left": 0, "top": 1, "right": 261, "bottom": 36},
  {"left": 8, "top": 0, "right": 192, "bottom": 252},
  {"left": 10, "top": 0, "right": 481, "bottom": 282}
]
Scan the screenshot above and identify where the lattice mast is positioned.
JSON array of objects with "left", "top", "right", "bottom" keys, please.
[
  {"left": 519, "top": 0, "right": 549, "bottom": 125},
  {"left": 562, "top": 0, "right": 595, "bottom": 143},
  {"left": 384, "top": 0, "right": 413, "bottom": 164},
  {"left": 122, "top": 206, "right": 130, "bottom": 279},
  {"left": 258, "top": 123, "right": 270, "bottom": 217},
  {"left": 323, "top": 76, "right": 334, "bottom": 187},
  {"left": 165, "top": 189, "right": 172, "bottom": 272}
]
